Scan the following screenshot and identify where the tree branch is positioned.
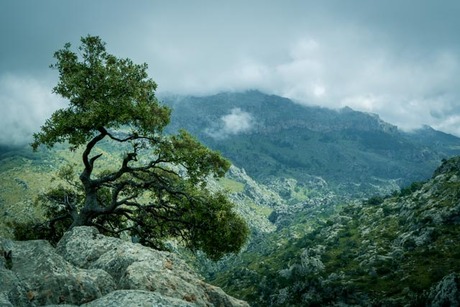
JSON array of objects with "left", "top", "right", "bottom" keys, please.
[
  {"left": 81, "top": 128, "right": 107, "bottom": 176},
  {"left": 105, "top": 130, "right": 156, "bottom": 143},
  {"left": 92, "top": 150, "right": 140, "bottom": 186}
]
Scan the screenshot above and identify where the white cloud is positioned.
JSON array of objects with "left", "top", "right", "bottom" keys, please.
[
  {"left": 289, "top": 39, "right": 320, "bottom": 60},
  {"left": 0, "top": 74, "right": 65, "bottom": 146},
  {"left": 234, "top": 60, "right": 270, "bottom": 87},
  {"left": 2, "top": 1, "right": 460, "bottom": 137},
  {"left": 312, "top": 84, "right": 326, "bottom": 98},
  {"left": 433, "top": 115, "right": 460, "bottom": 136},
  {"left": 222, "top": 108, "right": 253, "bottom": 134},
  {"left": 269, "top": 35, "right": 460, "bottom": 135},
  {"left": 207, "top": 108, "right": 254, "bottom": 139}
]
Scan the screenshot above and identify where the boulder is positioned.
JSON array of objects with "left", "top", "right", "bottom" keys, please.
[
  {"left": 0, "top": 227, "right": 249, "bottom": 307},
  {"left": 0, "top": 266, "right": 30, "bottom": 306},
  {"left": 1, "top": 238, "right": 115, "bottom": 306},
  {"left": 57, "top": 226, "right": 249, "bottom": 307}
]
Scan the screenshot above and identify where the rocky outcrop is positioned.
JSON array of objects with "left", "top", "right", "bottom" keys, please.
[
  {"left": 0, "top": 226, "right": 249, "bottom": 307},
  {"left": 227, "top": 156, "right": 460, "bottom": 306},
  {"left": 433, "top": 156, "right": 460, "bottom": 177},
  {"left": 428, "top": 273, "right": 460, "bottom": 307}
]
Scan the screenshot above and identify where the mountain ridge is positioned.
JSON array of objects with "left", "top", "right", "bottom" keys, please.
[
  {"left": 163, "top": 90, "right": 460, "bottom": 195},
  {"left": 1, "top": 90, "right": 459, "bottom": 306}
]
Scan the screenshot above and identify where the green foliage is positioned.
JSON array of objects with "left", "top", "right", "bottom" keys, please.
[
  {"left": 218, "top": 177, "right": 245, "bottom": 193},
  {"left": 8, "top": 183, "right": 81, "bottom": 244},
  {"left": 17, "top": 35, "right": 249, "bottom": 260},
  {"left": 204, "top": 157, "right": 460, "bottom": 305},
  {"left": 364, "top": 195, "right": 385, "bottom": 205},
  {"left": 164, "top": 91, "right": 460, "bottom": 197},
  {"left": 399, "top": 181, "right": 425, "bottom": 197},
  {"left": 32, "top": 35, "right": 170, "bottom": 150}
]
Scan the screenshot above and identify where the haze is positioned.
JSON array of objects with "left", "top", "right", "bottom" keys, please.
[{"left": 1, "top": 0, "right": 460, "bottom": 145}]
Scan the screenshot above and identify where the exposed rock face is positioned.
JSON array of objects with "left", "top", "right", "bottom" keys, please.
[
  {"left": 428, "top": 273, "right": 460, "bottom": 307},
  {"left": 0, "top": 226, "right": 249, "bottom": 307},
  {"left": 0, "top": 238, "right": 114, "bottom": 306},
  {"left": 81, "top": 290, "right": 196, "bottom": 307}
]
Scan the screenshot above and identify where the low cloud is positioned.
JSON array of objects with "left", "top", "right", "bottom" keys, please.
[
  {"left": 154, "top": 30, "right": 460, "bottom": 136},
  {"left": 0, "top": 74, "right": 65, "bottom": 146},
  {"left": 206, "top": 108, "right": 254, "bottom": 139},
  {"left": 2, "top": 1, "right": 460, "bottom": 137}
]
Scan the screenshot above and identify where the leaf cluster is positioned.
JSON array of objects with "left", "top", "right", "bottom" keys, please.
[{"left": 32, "top": 35, "right": 170, "bottom": 150}]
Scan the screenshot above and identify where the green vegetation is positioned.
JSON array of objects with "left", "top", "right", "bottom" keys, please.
[
  {"left": 9, "top": 35, "right": 249, "bottom": 261},
  {"left": 218, "top": 177, "right": 245, "bottom": 193},
  {"left": 2, "top": 53, "right": 460, "bottom": 305},
  {"left": 165, "top": 91, "right": 460, "bottom": 197},
  {"left": 199, "top": 157, "right": 460, "bottom": 305}
]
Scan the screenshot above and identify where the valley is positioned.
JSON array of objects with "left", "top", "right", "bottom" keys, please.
[{"left": 1, "top": 91, "right": 460, "bottom": 306}]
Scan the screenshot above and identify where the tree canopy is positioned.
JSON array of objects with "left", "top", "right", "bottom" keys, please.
[{"left": 16, "top": 35, "right": 249, "bottom": 260}]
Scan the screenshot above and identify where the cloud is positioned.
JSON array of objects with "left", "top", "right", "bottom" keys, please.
[
  {"left": 206, "top": 108, "right": 254, "bottom": 139},
  {"left": 1, "top": 1, "right": 460, "bottom": 137},
  {"left": 433, "top": 114, "right": 460, "bottom": 136},
  {"left": 0, "top": 74, "right": 65, "bottom": 146},
  {"left": 262, "top": 34, "right": 460, "bottom": 135}
]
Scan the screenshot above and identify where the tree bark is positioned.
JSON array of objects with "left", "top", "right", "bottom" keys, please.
[
  {"left": 70, "top": 189, "right": 100, "bottom": 228},
  {"left": 71, "top": 130, "right": 107, "bottom": 228}
]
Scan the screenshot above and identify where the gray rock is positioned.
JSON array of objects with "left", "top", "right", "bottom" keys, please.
[
  {"left": 81, "top": 290, "right": 196, "bottom": 307},
  {"left": 57, "top": 226, "right": 249, "bottom": 307},
  {"left": 56, "top": 226, "right": 121, "bottom": 269},
  {"left": 428, "top": 273, "right": 460, "bottom": 307},
  {"left": 5, "top": 239, "right": 115, "bottom": 306},
  {"left": 0, "top": 226, "right": 248, "bottom": 307},
  {"left": 0, "top": 267, "right": 29, "bottom": 306}
]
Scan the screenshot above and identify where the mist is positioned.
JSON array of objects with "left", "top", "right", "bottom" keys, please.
[
  {"left": 2, "top": 0, "right": 460, "bottom": 143},
  {"left": 0, "top": 74, "right": 64, "bottom": 146}
]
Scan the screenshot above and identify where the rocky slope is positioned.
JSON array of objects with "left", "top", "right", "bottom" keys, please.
[
  {"left": 0, "top": 226, "right": 249, "bottom": 307},
  {"left": 204, "top": 157, "right": 460, "bottom": 306}
]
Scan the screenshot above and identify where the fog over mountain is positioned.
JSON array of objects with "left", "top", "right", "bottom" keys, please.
[
  {"left": 2, "top": 1, "right": 460, "bottom": 146},
  {"left": 163, "top": 91, "right": 460, "bottom": 196}
]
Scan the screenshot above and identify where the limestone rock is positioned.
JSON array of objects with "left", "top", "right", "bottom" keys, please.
[
  {"left": 1, "top": 238, "right": 115, "bottom": 306},
  {"left": 57, "top": 226, "right": 249, "bottom": 307},
  {"left": 428, "top": 273, "right": 460, "bottom": 307},
  {"left": 81, "top": 290, "right": 196, "bottom": 307},
  {"left": 0, "top": 227, "right": 249, "bottom": 306},
  {"left": 0, "top": 266, "right": 29, "bottom": 306}
]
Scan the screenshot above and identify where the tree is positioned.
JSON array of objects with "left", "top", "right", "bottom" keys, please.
[{"left": 18, "top": 35, "right": 249, "bottom": 260}]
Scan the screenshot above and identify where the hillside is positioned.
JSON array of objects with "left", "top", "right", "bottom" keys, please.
[
  {"left": 0, "top": 142, "right": 280, "bottom": 239},
  {"left": 2, "top": 90, "right": 460, "bottom": 306},
  {"left": 204, "top": 157, "right": 460, "bottom": 306},
  {"left": 163, "top": 91, "right": 460, "bottom": 196}
]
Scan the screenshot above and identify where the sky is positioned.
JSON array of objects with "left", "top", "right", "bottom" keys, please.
[{"left": 1, "top": 0, "right": 460, "bottom": 146}]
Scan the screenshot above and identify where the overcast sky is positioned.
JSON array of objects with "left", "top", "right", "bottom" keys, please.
[{"left": 2, "top": 0, "right": 460, "bottom": 145}]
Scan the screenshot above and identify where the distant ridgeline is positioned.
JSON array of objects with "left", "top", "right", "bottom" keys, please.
[{"left": 163, "top": 90, "right": 460, "bottom": 196}]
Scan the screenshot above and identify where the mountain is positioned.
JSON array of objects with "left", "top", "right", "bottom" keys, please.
[
  {"left": 2, "top": 90, "right": 460, "bottom": 306},
  {"left": 163, "top": 90, "right": 460, "bottom": 195},
  {"left": 407, "top": 125, "right": 460, "bottom": 156},
  {"left": 203, "top": 156, "right": 460, "bottom": 306}
]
